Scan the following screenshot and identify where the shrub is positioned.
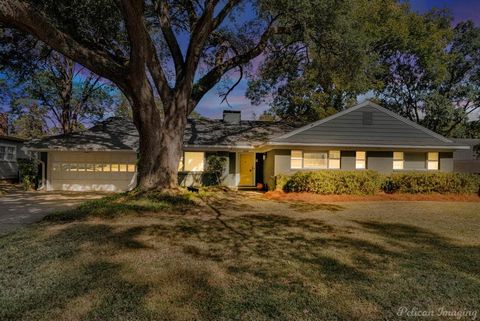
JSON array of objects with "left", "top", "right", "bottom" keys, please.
[
  {"left": 205, "top": 155, "right": 227, "bottom": 185},
  {"left": 276, "top": 171, "right": 480, "bottom": 195},
  {"left": 281, "top": 170, "right": 384, "bottom": 195},
  {"left": 383, "top": 172, "right": 480, "bottom": 194},
  {"left": 17, "top": 158, "right": 38, "bottom": 191}
]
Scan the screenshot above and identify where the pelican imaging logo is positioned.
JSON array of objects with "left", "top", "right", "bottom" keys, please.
[{"left": 397, "top": 307, "right": 478, "bottom": 320}]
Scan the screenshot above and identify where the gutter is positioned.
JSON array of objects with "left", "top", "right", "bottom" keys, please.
[{"left": 262, "top": 142, "right": 471, "bottom": 150}]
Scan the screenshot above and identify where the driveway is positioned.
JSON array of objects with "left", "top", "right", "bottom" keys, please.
[{"left": 0, "top": 191, "right": 103, "bottom": 235}]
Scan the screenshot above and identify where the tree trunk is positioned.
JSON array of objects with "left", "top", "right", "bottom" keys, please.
[{"left": 132, "top": 86, "right": 188, "bottom": 191}]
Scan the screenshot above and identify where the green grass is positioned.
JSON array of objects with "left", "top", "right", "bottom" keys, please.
[{"left": 0, "top": 191, "right": 479, "bottom": 321}]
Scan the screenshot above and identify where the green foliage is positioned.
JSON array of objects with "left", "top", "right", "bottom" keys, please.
[
  {"left": 281, "top": 170, "right": 383, "bottom": 195},
  {"left": 277, "top": 171, "right": 480, "bottom": 195},
  {"left": 205, "top": 155, "right": 227, "bottom": 186},
  {"left": 17, "top": 158, "right": 38, "bottom": 190},
  {"left": 383, "top": 172, "right": 480, "bottom": 194}
]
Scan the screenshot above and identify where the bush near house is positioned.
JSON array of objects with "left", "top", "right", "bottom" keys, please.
[
  {"left": 17, "top": 158, "right": 38, "bottom": 191},
  {"left": 383, "top": 172, "right": 480, "bottom": 194},
  {"left": 275, "top": 171, "right": 480, "bottom": 195},
  {"left": 281, "top": 170, "right": 384, "bottom": 195}
]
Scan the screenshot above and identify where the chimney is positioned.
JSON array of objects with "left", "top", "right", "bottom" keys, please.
[
  {"left": 0, "top": 113, "right": 7, "bottom": 136},
  {"left": 223, "top": 110, "right": 241, "bottom": 124}
]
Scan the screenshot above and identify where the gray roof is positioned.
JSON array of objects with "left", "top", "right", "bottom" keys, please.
[
  {"left": 270, "top": 101, "right": 467, "bottom": 149},
  {"left": 27, "top": 117, "right": 297, "bottom": 151},
  {"left": 27, "top": 101, "right": 469, "bottom": 152}
]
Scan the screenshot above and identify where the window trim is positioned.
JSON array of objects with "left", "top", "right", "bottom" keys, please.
[
  {"left": 355, "top": 151, "right": 366, "bottom": 170},
  {"left": 393, "top": 151, "right": 404, "bottom": 170},
  {"left": 290, "top": 150, "right": 303, "bottom": 169},
  {"left": 427, "top": 152, "right": 439, "bottom": 171}
]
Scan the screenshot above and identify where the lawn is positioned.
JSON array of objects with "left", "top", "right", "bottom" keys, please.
[{"left": 0, "top": 190, "right": 479, "bottom": 321}]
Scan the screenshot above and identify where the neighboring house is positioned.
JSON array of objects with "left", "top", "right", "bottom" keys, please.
[
  {"left": 0, "top": 135, "right": 28, "bottom": 180},
  {"left": 27, "top": 101, "right": 469, "bottom": 192},
  {"left": 452, "top": 138, "right": 480, "bottom": 174}
]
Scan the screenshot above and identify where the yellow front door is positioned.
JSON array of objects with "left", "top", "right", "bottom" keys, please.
[{"left": 239, "top": 153, "right": 254, "bottom": 186}]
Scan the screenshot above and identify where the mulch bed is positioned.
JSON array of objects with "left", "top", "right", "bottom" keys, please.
[{"left": 264, "top": 190, "right": 480, "bottom": 202}]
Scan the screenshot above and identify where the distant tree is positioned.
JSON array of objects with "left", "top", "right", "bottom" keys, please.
[
  {"left": 3, "top": 52, "right": 118, "bottom": 135},
  {"left": 11, "top": 103, "right": 49, "bottom": 138},
  {"left": 247, "top": 0, "right": 450, "bottom": 123},
  {"left": 379, "top": 19, "right": 480, "bottom": 137}
]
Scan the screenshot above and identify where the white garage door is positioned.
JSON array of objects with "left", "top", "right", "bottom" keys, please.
[{"left": 48, "top": 151, "right": 137, "bottom": 192}]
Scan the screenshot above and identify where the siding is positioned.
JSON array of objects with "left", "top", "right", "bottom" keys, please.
[
  {"left": 367, "top": 151, "right": 393, "bottom": 173},
  {"left": 274, "top": 104, "right": 455, "bottom": 147}
]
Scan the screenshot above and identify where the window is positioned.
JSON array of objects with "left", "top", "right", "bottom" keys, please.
[
  {"left": 304, "top": 152, "right": 328, "bottom": 169},
  {"left": 85, "top": 164, "right": 94, "bottom": 172},
  {"left": 77, "top": 163, "right": 85, "bottom": 172},
  {"left": 393, "top": 152, "right": 404, "bottom": 170},
  {"left": 328, "top": 150, "right": 341, "bottom": 169},
  {"left": 427, "top": 152, "right": 439, "bottom": 170},
  {"left": 111, "top": 164, "right": 119, "bottom": 172},
  {"left": 102, "top": 164, "right": 111, "bottom": 172},
  {"left": 127, "top": 164, "right": 136, "bottom": 172},
  {"left": 95, "top": 164, "right": 104, "bottom": 172},
  {"left": 291, "top": 150, "right": 303, "bottom": 169},
  {"left": 356, "top": 151, "right": 366, "bottom": 169},
  {"left": 0, "top": 145, "right": 16, "bottom": 161},
  {"left": 184, "top": 152, "right": 205, "bottom": 171}
]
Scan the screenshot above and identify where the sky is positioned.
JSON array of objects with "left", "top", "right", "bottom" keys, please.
[{"left": 194, "top": 0, "right": 480, "bottom": 120}]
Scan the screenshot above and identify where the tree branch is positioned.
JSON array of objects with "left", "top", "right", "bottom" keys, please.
[
  {"left": 191, "top": 22, "right": 285, "bottom": 111},
  {"left": 154, "top": 0, "right": 185, "bottom": 76},
  {"left": 0, "top": 0, "right": 128, "bottom": 87}
]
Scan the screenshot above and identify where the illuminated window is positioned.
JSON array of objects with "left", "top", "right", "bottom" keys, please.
[
  {"left": 85, "top": 164, "right": 94, "bottom": 172},
  {"left": 291, "top": 150, "right": 303, "bottom": 169},
  {"left": 77, "top": 164, "right": 85, "bottom": 172},
  {"left": 111, "top": 164, "right": 119, "bottom": 172},
  {"left": 328, "top": 150, "right": 341, "bottom": 169},
  {"left": 127, "top": 164, "right": 136, "bottom": 172},
  {"left": 184, "top": 152, "right": 205, "bottom": 171},
  {"left": 102, "top": 164, "right": 111, "bottom": 172},
  {"left": 427, "top": 152, "right": 439, "bottom": 170},
  {"left": 119, "top": 164, "right": 128, "bottom": 172},
  {"left": 356, "top": 151, "right": 366, "bottom": 169},
  {"left": 304, "top": 152, "right": 328, "bottom": 169},
  {"left": 393, "top": 152, "right": 404, "bottom": 170},
  {"left": 94, "top": 164, "right": 103, "bottom": 172}
]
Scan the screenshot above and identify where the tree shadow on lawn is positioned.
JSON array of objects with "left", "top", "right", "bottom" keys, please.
[{"left": 2, "top": 207, "right": 480, "bottom": 320}]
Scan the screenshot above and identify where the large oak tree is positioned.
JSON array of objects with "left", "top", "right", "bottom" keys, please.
[{"left": 0, "top": 0, "right": 295, "bottom": 190}]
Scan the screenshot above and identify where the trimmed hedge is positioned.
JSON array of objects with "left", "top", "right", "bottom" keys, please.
[
  {"left": 281, "top": 170, "right": 383, "bottom": 195},
  {"left": 383, "top": 172, "right": 480, "bottom": 194},
  {"left": 276, "top": 171, "right": 480, "bottom": 195}
]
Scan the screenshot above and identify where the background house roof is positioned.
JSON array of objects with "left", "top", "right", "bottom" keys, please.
[{"left": 27, "top": 117, "right": 297, "bottom": 151}]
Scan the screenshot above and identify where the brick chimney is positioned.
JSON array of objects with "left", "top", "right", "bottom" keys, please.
[
  {"left": 223, "top": 110, "right": 241, "bottom": 124},
  {"left": 0, "top": 113, "right": 7, "bottom": 136}
]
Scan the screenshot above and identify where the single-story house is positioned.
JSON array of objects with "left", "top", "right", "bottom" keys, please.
[
  {"left": 452, "top": 138, "right": 480, "bottom": 174},
  {"left": 27, "top": 101, "right": 470, "bottom": 192},
  {"left": 0, "top": 135, "right": 28, "bottom": 180}
]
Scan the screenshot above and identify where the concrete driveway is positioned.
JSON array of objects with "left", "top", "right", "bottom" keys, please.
[{"left": 0, "top": 191, "right": 103, "bottom": 235}]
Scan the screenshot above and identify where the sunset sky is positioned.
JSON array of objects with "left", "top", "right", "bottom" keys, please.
[{"left": 194, "top": 0, "right": 480, "bottom": 119}]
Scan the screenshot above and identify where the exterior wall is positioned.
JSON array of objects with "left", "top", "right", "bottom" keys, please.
[
  {"left": 47, "top": 151, "right": 137, "bottom": 192},
  {"left": 366, "top": 151, "right": 393, "bottom": 173},
  {"left": 340, "top": 151, "right": 355, "bottom": 170},
  {"left": 452, "top": 139, "right": 480, "bottom": 173},
  {"left": 0, "top": 139, "right": 28, "bottom": 180},
  {"left": 266, "top": 149, "right": 456, "bottom": 188}
]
